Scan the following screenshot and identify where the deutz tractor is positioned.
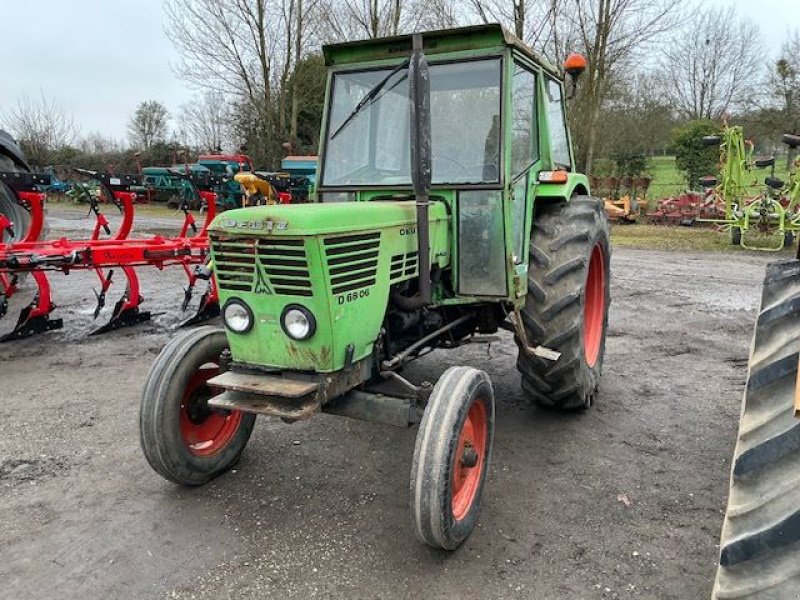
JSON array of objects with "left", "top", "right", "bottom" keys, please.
[{"left": 140, "top": 25, "right": 610, "bottom": 550}]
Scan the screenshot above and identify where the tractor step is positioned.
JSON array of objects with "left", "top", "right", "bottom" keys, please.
[
  {"left": 207, "top": 371, "right": 320, "bottom": 420},
  {"left": 207, "top": 370, "right": 319, "bottom": 397},
  {"left": 209, "top": 390, "right": 319, "bottom": 420}
]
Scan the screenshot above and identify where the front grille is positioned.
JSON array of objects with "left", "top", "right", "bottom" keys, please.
[
  {"left": 212, "top": 236, "right": 312, "bottom": 297},
  {"left": 212, "top": 238, "right": 257, "bottom": 292},
  {"left": 257, "top": 239, "right": 313, "bottom": 296},
  {"left": 323, "top": 232, "right": 381, "bottom": 295}
]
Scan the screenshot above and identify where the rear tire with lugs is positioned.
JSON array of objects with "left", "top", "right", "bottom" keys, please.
[
  {"left": 516, "top": 196, "right": 610, "bottom": 410},
  {"left": 714, "top": 260, "right": 800, "bottom": 598}
]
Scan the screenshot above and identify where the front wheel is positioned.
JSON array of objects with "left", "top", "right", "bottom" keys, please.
[
  {"left": 140, "top": 326, "right": 256, "bottom": 485},
  {"left": 410, "top": 366, "right": 495, "bottom": 550}
]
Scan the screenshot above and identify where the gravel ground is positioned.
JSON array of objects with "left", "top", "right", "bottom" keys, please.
[{"left": 0, "top": 207, "right": 773, "bottom": 599}]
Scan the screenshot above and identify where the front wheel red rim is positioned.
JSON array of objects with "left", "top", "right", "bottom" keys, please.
[
  {"left": 583, "top": 244, "right": 606, "bottom": 368},
  {"left": 179, "top": 362, "right": 243, "bottom": 457},
  {"left": 451, "top": 399, "right": 488, "bottom": 521}
]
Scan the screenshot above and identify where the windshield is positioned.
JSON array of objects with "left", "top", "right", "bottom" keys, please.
[{"left": 321, "top": 58, "right": 502, "bottom": 187}]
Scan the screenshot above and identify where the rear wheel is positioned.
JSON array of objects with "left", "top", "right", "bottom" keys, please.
[
  {"left": 0, "top": 160, "right": 31, "bottom": 244},
  {"left": 714, "top": 260, "right": 800, "bottom": 598},
  {"left": 516, "top": 196, "right": 611, "bottom": 410},
  {"left": 783, "top": 231, "right": 794, "bottom": 249},
  {"left": 410, "top": 366, "right": 495, "bottom": 550},
  {"left": 731, "top": 227, "right": 742, "bottom": 246},
  {"left": 140, "top": 326, "right": 256, "bottom": 485}
]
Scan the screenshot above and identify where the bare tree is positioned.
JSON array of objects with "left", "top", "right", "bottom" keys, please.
[
  {"left": 464, "top": 0, "right": 561, "bottom": 49},
  {"left": 567, "top": 0, "right": 682, "bottom": 172},
  {"left": 0, "top": 93, "right": 77, "bottom": 166},
  {"left": 165, "top": 0, "right": 320, "bottom": 165},
  {"left": 177, "top": 92, "right": 230, "bottom": 151},
  {"left": 659, "top": 6, "right": 761, "bottom": 122},
  {"left": 78, "top": 132, "right": 124, "bottom": 155},
  {"left": 128, "top": 100, "right": 170, "bottom": 149},
  {"left": 318, "top": 0, "right": 417, "bottom": 40},
  {"left": 768, "top": 31, "right": 800, "bottom": 167}
]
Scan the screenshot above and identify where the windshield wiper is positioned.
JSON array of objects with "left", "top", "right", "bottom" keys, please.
[{"left": 330, "top": 58, "right": 410, "bottom": 140}]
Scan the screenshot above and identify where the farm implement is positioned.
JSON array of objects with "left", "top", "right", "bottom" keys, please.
[
  {"left": 591, "top": 175, "right": 652, "bottom": 223},
  {"left": 0, "top": 165, "right": 224, "bottom": 341},
  {"left": 139, "top": 25, "right": 611, "bottom": 550},
  {"left": 700, "top": 126, "right": 800, "bottom": 250}
]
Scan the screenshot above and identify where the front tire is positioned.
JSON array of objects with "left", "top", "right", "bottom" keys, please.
[
  {"left": 411, "top": 366, "right": 495, "bottom": 550},
  {"left": 140, "top": 326, "right": 256, "bottom": 485},
  {"left": 516, "top": 196, "right": 611, "bottom": 410}
]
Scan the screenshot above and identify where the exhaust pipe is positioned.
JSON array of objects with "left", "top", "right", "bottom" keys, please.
[{"left": 395, "top": 33, "right": 432, "bottom": 311}]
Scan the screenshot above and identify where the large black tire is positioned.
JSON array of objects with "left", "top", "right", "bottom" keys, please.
[
  {"left": 516, "top": 196, "right": 611, "bottom": 410},
  {"left": 411, "top": 366, "right": 495, "bottom": 550},
  {"left": 732, "top": 227, "right": 742, "bottom": 246},
  {"left": 714, "top": 260, "right": 800, "bottom": 598},
  {"left": 140, "top": 326, "right": 256, "bottom": 486},
  {"left": 0, "top": 157, "right": 31, "bottom": 244}
]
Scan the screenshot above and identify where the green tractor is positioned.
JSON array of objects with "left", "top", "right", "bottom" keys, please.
[{"left": 139, "top": 25, "right": 610, "bottom": 549}]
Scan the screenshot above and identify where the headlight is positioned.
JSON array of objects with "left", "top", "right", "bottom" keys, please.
[
  {"left": 281, "top": 304, "right": 316, "bottom": 340},
  {"left": 222, "top": 298, "right": 253, "bottom": 333}
]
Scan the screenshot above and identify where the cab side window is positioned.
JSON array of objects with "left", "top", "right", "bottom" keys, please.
[
  {"left": 511, "top": 65, "right": 538, "bottom": 177},
  {"left": 544, "top": 77, "right": 571, "bottom": 168}
]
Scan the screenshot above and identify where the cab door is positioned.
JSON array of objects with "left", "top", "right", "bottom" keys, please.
[{"left": 508, "top": 61, "right": 540, "bottom": 298}]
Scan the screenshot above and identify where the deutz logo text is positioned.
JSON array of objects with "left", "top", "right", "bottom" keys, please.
[{"left": 223, "top": 219, "right": 288, "bottom": 231}]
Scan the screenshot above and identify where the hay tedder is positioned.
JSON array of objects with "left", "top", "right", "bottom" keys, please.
[
  {"left": 139, "top": 25, "right": 611, "bottom": 550},
  {"left": 0, "top": 139, "right": 226, "bottom": 340},
  {"left": 701, "top": 126, "right": 800, "bottom": 250}
]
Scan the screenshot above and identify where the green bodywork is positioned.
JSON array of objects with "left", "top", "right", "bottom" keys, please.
[{"left": 208, "top": 24, "right": 587, "bottom": 373}]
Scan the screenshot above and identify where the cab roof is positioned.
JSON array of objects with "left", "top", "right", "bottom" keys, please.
[{"left": 322, "top": 23, "right": 560, "bottom": 78}]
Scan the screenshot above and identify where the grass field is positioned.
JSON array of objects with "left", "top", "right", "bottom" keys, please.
[
  {"left": 611, "top": 222, "right": 796, "bottom": 253},
  {"left": 644, "top": 155, "right": 792, "bottom": 201}
]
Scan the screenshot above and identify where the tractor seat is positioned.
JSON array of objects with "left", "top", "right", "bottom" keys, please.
[
  {"left": 702, "top": 135, "right": 722, "bottom": 146},
  {"left": 754, "top": 157, "right": 775, "bottom": 169},
  {"left": 783, "top": 133, "right": 800, "bottom": 149},
  {"left": 699, "top": 175, "right": 717, "bottom": 188},
  {"left": 765, "top": 176, "right": 785, "bottom": 190}
]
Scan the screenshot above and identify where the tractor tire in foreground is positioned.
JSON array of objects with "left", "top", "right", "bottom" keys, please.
[
  {"left": 516, "top": 196, "right": 610, "bottom": 410},
  {"left": 411, "top": 366, "right": 495, "bottom": 550},
  {"left": 140, "top": 326, "right": 256, "bottom": 486},
  {"left": 714, "top": 259, "right": 800, "bottom": 598}
]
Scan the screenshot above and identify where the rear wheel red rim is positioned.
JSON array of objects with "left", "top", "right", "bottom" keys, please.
[
  {"left": 451, "top": 399, "right": 488, "bottom": 521},
  {"left": 179, "top": 361, "right": 243, "bottom": 457},
  {"left": 583, "top": 244, "right": 606, "bottom": 368}
]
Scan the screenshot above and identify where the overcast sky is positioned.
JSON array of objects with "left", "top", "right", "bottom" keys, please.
[{"left": 1, "top": 0, "right": 798, "bottom": 142}]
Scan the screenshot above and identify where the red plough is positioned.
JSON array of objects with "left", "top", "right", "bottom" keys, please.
[{"left": 0, "top": 169, "right": 221, "bottom": 341}]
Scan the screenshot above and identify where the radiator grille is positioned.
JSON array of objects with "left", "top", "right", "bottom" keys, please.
[
  {"left": 323, "top": 232, "right": 381, "bottom": 295},
  {"left": 211, "top": 238, "right": 256, "bottom": 293},
  {"left": 212, "top": 236, "right": 312, "bottom": 297}
]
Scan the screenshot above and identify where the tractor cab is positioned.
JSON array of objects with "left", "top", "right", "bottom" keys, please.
[
  {"left": 316, "top": 25, "right": 585, "bottom": 298},
  {"left": 141, "top": 25, "right": 608, "bottom": 552}
]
